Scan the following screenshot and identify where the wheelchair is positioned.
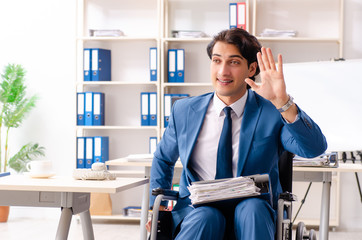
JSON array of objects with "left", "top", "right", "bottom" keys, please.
[{"left": 149, "top": 151, "right": 317, "bottom": 240}]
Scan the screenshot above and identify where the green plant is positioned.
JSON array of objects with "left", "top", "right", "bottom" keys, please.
[{"left": 0, "top": 64, "right": 45, "bottom": 173}]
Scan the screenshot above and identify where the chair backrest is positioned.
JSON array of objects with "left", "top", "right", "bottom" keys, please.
[{"left": 278, "top": 151, "right": 295, "bottom": 193}]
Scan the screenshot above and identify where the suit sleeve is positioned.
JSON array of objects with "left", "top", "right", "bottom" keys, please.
[
  {"left": 149, "top": 101, "right": 180, "bottom": 208},
  {"left": 280, "top": 105, "right": 327, "bottom": 157}
]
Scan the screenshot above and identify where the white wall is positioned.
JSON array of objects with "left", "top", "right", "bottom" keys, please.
[
  {"left": 0, "top": 0, "right": 362, "bottom": 231},
  {"left": 0, "top": 0, "right": 76, "bottom": 175}
]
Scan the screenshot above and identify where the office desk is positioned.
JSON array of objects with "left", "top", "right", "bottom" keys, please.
[
  {"left": 293, "top": 163, "right": 362, "bottom": 240},
  {"left": 0, "top": 175, "right": 149, "bottom": 240},
  {"left": 107, "top": 160, "right": 362, "bottom": 240}
]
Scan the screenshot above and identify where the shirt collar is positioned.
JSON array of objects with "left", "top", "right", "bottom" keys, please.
[{"left": 213, "top": 91, "right": 248, "bottom": 118}]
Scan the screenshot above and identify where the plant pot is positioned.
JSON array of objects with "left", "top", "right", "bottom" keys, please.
[{"left": 0, "top": 206, "right": 10, "bottom": 222}]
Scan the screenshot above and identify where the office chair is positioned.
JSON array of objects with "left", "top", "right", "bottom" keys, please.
[{"left": 150, "top": 151, "right": 317, "bottom": 240}]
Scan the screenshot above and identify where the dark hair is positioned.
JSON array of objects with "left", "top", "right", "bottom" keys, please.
[{"left": 207, "top": 28, "right": 262, "bottom": 87}]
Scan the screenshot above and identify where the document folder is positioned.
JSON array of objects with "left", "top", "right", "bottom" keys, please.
[
  {"left": 83, "top": 48, "right": 91, "bottom": 81},
  {"left": 77, "top": 92, "right": 85, "bottom": 126},
  {"left": 164, "top": 94, "right": 172, "bottom": 128},
  {"left": 150, "top": 47, "right": 157, "bottom": 81},
  {"left": 149, "top": 137, "right": 157, "bottom": 154},
  {"left": 91, "top": 48, "right": 111, "bottom": 81},
  {"left": 93, "top": 136, "right": 109, "bottom": 164},
  {"left": 176, "top": 49, "right": 185, "bottom": 82},
  {"left": 93, "top": 92, "right": 105, "bottom": 126},
  {"left": 149, "top": 92, "right": 157, "bottom": 126},
  {"left": 229, "top": 3, "right": 237, "bottom": 29},
  {"left": 141, "top": 92, "right": 149, "bottom": 126},
  {"left": 237, "top": 2, "right": 246, "bottom": 30},
  {"left": 85, "top": 137, "right": 94, "bottom": 168},
  {"left": 85, "top": 92, "right": 93, "bottom": 126},
  {"left": 168, "top": 49, "right": 177, "bottom": 82},
  {"left": 77, "top": 137, "right": 86, "bottom": 168}
]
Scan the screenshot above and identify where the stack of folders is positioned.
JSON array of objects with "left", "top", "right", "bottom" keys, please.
[
  {"left": 89, "top": 29, "right": 124, "bottom": 37},
  {"left": 83, "top": 48, "right": 111, "bottom": 81},
  {"left": 259, "top": 29, "right": 297, "bottom": 38},
  {"left": 77, "top": 92, "right": 105, "bottom": 126},
  {"left": 188, "top": 174, "right": 271, "bottom": 206},
  {"left": 77, "top": 136, "right": 109, "bottom": 169},
  {"left": 149, "top": 47, "right": 157, "bottom": 81},
  {"left": 229, "top": 2, "right": 246, "bottom": 30},
  {"left": 293, "top": 152, "right": 338, "bottom": 167},
  {"left": 168, "top": 49, "right": 185, "bottom": 82},
  {"left": 140, "top": 92, "right": 157, "bottom": 126},
  {"left": 164, "top": 94, "right": 189, "bottom": 128}
]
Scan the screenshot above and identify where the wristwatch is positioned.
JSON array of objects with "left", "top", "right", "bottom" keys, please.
[{"left": 277, "top": 95, "right": 294, "bottom": 113}]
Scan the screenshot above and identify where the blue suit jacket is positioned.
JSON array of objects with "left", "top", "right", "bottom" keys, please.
[{"left": 150, "top": 90, "right": 327, "bottom": 228}]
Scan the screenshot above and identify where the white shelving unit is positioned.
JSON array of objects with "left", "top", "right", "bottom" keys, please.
[{"left": 75, "top": 0, "right": 344, "bottom": 223}]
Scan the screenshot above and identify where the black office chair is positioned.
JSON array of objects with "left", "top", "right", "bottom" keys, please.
[{"left": 150, "top": 151, "right": 317, "bottom": 240}]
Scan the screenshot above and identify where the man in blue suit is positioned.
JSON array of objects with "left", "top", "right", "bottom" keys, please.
[{"left": 147, "top": 28, "right": 327, "bottom": 239}]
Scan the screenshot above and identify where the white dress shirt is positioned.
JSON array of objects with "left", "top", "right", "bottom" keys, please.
[{"left": 188, "top": 91, "right": 248, "bottom": 180}]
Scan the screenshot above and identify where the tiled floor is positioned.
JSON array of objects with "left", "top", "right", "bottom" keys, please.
[{"left": 1, "top": 207, "right": 362, "bottom": 240}]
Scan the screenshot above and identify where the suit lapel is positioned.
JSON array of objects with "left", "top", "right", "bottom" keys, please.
[
  {"left": 184, "top": 93, "right": 213, "bottom": 181},
  {"left": 237, "top": 90, "right": 262, "bottom": 176}
]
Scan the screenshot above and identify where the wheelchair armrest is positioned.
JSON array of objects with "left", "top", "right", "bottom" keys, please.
[
  {"left": 279, "top": 191, "right": 297, "bottom": 202},
  {"left": 152, "top": 187, "right": 179, "bottom": 201}
]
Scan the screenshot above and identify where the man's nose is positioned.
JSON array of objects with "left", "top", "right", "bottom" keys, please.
[{"left": 218, "top": 62, "right": 230, "bottom": 76}]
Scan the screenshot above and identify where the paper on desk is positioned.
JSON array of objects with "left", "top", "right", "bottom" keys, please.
[
  {"left": 188, "top": 176, "right": 260, "bottom": 205},
  {"left": 293, "top": 152, "right": 338, "bottom": 167}
]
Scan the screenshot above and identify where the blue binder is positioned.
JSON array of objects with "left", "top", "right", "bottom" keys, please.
[
  {"left": 141, "top": 92, "right": 149, "bottom": 126},
  {"left": 77, "top": 92, "right": 85, "bottom": 126},
  {"left": 150, "top": 47, "right": 157, "bottom": 81},
  {"left": 229, "top": 3, "right": 237, "bottom": 29},
  {"left": 76, "top": 137, "right": 86, "bottom": 168},
  {"left": 149, "top": 92, "right": 157, "bottom": 126},
  {"left": 93, "top": 136, "right": 109, "bottom": 164},
  {"left": 83, "top": 48, "right": 91, "bottom": 81},
  {"left": 84, "top": 92, "right": 94, "bottom": 126},
  {"left": 93, "top": 92, "right": 105, "bottom": 126},
  {"left": 168, "top": 49, "right": 177, "bottom": 82},
  {"left": 91, "top": 48, "right": 111, "bottom": 81},
  {"left": 164, "top": 94, "right": 172, "bottom": 128},
  {"left": 149, "top": 137, "right": 157, "bottom": 154},
  {"left": 176, "top": 49, "right": 185, "bottom": 82},
  {"left": 85, "top": 137, "right": 94, "bottom": 168}
]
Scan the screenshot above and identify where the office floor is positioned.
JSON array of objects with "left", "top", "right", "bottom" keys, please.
[{"left": 1, "top": 207, "right": 362, "bottom": 240}]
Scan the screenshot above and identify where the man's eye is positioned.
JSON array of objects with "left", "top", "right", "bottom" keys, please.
[
  {"left": 212, "top": 59, "right": 220, "bottom": 63},
  {"left": 231, "top": 60, "right": 240, "bottom": 65}
]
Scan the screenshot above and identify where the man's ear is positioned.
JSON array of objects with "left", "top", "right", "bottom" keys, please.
[{"left": 248, "top": 62, "right": 258, "bottom": 77}]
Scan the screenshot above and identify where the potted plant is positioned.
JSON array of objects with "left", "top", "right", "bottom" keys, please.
[{"left": 0, "top": 63, "right": 45, "bottom": 222}]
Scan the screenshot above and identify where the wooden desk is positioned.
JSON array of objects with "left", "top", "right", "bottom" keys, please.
[{"left": 0, "top": 175, "right": 149, "bottom": 240}]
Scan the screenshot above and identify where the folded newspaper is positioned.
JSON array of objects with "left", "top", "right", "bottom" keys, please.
[{"left": 188, "top": 175, "right": 270, "bottom": 205}]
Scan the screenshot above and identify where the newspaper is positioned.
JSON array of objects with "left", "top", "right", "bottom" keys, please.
[{"left": 188, "top": 176, "right": 261, "bottom": 205}]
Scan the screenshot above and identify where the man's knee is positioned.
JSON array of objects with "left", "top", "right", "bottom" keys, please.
[
  {"left": 234, "top": 198, "right": 275, "bottom": 239},
  {"left": 176, "top": 206, "right": 226, "bottom": 240}
]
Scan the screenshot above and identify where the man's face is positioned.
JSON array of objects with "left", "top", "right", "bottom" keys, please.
[{"left": 210, "top": 41, "right": 257, "bottom": 105}]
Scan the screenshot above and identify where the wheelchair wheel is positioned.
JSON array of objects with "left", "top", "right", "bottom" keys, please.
[
  {"left": 296, "top": 222, "right": 306, "bottom": 240},
  {"left": 309, "top": 229, "right": 317, "bottom": 240}
]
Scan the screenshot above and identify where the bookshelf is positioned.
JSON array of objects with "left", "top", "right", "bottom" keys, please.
[{"left": 75, "top": 0, "right": 344, "bottom": 223}]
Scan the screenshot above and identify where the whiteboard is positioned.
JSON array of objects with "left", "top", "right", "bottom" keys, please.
[{"left": 283, "top": 59, "right": 362, "bottom": 151}]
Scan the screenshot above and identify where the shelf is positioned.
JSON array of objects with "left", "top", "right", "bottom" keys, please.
[
  {"left": 76, "top": 126, "right": 158, "bottom": 131},
  {"left": 78, "top": 36, "right": 158, "bottom": 41},
  {"left": 77, "top": 81, "right": 158, "bottom": 86},
  {"left": 163, "top": 82, "right": 212, "bottom": 87},
  {"left": 257, "top": 37, "right": 341, "bottom": 43},
  {"left": 163, "top": 37, "right": 213, "bottom": 42}
]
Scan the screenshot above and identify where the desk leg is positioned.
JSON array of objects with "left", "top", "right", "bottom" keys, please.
[
  {"left": 56, "top": 207, "right": 72, "bottom": 240},
  {"left": 80, "top": 210, "right": 95, "bottom": 240},
  {"left": 140, "top": 181, "right": 150, "bottom": 240},
  {"left": 320, "top": 172, "right": 332, "bottom": 240}
]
